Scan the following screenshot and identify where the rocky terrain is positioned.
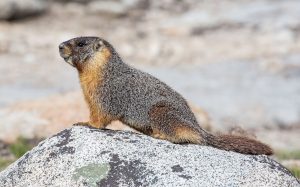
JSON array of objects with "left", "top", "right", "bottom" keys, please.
[
  {"left": 0, "top": 0, "right": 300, "bottom": 177},
  {"left": 0, "top": 127, "right": 299, "bottom": 186}
]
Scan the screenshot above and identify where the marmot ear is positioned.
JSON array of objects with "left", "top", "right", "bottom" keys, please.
[{"left": 94, "top": 41, "right": 103, "bottom": 51}]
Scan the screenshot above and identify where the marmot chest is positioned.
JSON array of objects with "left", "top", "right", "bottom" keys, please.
[{"left": 79, "top": 73, "right": 103, "bottom": 110}]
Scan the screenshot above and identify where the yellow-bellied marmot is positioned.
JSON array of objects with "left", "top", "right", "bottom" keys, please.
[{"left": 59, "top": 36, "right": 273, "bottom": 155}]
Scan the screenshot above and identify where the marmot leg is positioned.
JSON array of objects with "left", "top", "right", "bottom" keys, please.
[
  {"left": 148, "top": 102, "right": 204, "bottom": 144},
  {"left": 74, "top": 111, "right": 114, "bottom": 129}
]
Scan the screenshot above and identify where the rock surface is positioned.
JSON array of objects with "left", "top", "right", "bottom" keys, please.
[
  {"left": 0, "top": 126, "right": 299, "bottom": 187},
  {"left": 0, "top": 0, "right": 47, "bottom": 20}
]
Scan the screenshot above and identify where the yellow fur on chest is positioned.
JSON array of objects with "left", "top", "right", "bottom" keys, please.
[
  {"left": 80, "top": 77, "right": 98, "bottom": 104},
  {"left": 78, "top": 48, "right": 111, "bottom": 113},
  {"left": 79, "top": 68, "right": 102, "bottom": 113}
]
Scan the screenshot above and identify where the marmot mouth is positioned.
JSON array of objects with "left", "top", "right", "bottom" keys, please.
[{"left": 63, "top": 56, "right": 75, "bottom": 67}]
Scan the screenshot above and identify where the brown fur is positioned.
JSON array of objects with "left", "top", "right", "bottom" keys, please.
[
  {"left": 150, "top": 126, "right": 201, "bottom": 144},
  {"left": 206, "top": 134, "right": 273, "bottom": 155},
  {"left": 174, "top": 126, "right": 202, "bottom": 144},
  {"left": 151, "top": 128, "right": 168, "bottom": 140},
  {"left": 148, "top": 102, "right": 169, "bottom": 119},
  {"left": 78, "top": 48, "right": 113, "bottom": 128},
  {"left": 149, "top": 102, "right": 203, "bottom": 144}
]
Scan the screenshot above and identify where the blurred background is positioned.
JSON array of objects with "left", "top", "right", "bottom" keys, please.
[{"left": 0, "top": 0, "right": 299, "bottom": 177}]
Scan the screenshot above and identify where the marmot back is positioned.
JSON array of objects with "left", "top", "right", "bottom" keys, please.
[{"left": 59, "top": 36, "right": 273, "bottom": 155}]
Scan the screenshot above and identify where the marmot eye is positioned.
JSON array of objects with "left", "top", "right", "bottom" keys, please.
[{"left": 77, "top": 42, "right": 85, "bottom": 47}]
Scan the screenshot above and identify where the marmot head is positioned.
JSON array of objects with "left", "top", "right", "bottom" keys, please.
[{"left": 59, "top": 37, "right": 112, "bottom": 71}]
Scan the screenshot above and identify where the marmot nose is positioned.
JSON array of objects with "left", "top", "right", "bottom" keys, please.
[{"left": 59, "top": 43, "right": 65, "bottom": 50}]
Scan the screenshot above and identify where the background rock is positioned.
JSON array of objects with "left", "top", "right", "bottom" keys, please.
[
  {"left": 87, "top": 1, "right": 129, "bottom": 17},
  {"left": 0, "top": 91, "right": 211, "bottom": 142},
  {"left": 0, "top": 127, "right": 299, "bottom": 186},
  {"left": 0, "top": 0, "right": 47, "bottom": 20},
  {"left": 87, "top": 0, "right": 148, "bottom": 17},
  {"left": 49, "top": 0, "right": 93, "bottom": 4}
]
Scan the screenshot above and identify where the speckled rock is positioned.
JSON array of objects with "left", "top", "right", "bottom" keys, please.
[{"left": 0, "top": 126, "right": 299, "bottom": 187}]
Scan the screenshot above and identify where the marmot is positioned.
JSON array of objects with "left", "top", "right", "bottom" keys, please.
[{"left": 59, "top": 36, "right": 273, "bottom": 155}]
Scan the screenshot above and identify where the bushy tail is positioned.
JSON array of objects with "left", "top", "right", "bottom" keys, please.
[{"left": 205, "top": 134, "right": 273, "bottom": 155}]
